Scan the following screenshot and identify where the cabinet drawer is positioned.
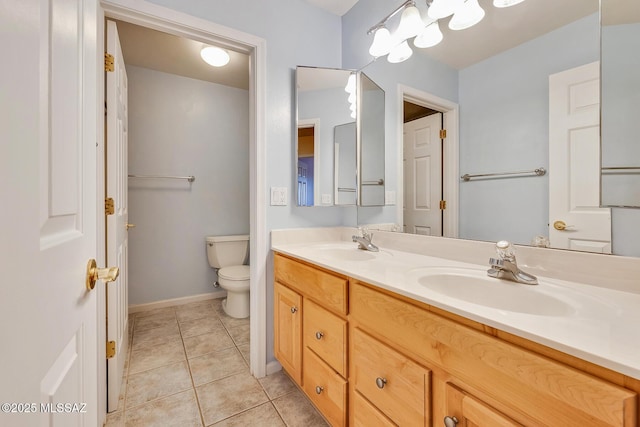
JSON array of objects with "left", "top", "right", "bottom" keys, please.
[
  {"left": 274, "top": 254, "right": 348, "bottom": 315},
  {"left": 303, "top": 299, "right": 347, "bottom": 377},
  {"left": 352, "top": 391, "right": 396, "bottom": 427},
  {"left": 303, "top": 347, "right": 347, "bottom": 427},
  {"left": 352, "top": 327, "right": 429, "bottom": 426}
]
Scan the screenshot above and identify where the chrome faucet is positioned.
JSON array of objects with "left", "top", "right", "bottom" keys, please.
[
  {"left": 352, "top": 227, "right": 379, "bottom": 252},
  {"left": 487, "top": 240, "right": 538, "bottom": 285}
]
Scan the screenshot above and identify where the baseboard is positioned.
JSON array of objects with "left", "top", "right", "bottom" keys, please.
[
  {"left": 128, "top": 290, "right": 226, "bottom": 314},
  {"left": 266, "top": 360, "right": 282, "bottom": 376}
]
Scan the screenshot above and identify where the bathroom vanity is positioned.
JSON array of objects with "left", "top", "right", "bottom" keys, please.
[{"left": 272, "top": 228, "right": 640, "bottom": 426}]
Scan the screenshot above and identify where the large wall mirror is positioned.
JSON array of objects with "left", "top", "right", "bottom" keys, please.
[
  {"left": 296, "top": 66, "right": 386, "bottom": 207},
  {"left": 350, "top": 0, "right": 640, "bottom": 256},
  {"left": 600, "top": 0, "right": 640, "bottom": 207}
]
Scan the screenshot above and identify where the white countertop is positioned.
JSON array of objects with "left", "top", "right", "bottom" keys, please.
[{"left": 271, "top": 229, "right": 640, "bottom": 380}]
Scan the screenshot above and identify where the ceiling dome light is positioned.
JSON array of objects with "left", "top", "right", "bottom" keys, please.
[
  {"left": 427, "top": 0, "right": 464, "bottom": 20},
  {"left": 368, "top": 26, "right": 393, "bottom": 57},
  {"left": 200, "top": 46, "right": 230, "bottom": 67},
  {"left": 414, "top": 21, "right": 443, "bottom": 49},
  {"left": 449, "top": 0, "right": 485, "bottom": 31},
  {"left": 387, "top": 40, "right": 413, "bottom": 64},
  {"left": 396, "top": 3, "right": 425, "bottom": 41},
  {"left": 493, "top": 0, "right": 526, "bottom": 7}
]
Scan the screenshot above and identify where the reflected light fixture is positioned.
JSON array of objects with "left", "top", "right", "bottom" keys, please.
[
  {"left": 449, "top": 0, "right": 485, "bottom": 30},
  {"left": 200, "top": 46, "right": 230, "bottom": 67}
]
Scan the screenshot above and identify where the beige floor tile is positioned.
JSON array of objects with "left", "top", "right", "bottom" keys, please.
[
  {"left": 272, "top": 389, "right": 329, "bottom": 427},
  {"left": 125, "top": 361, "right": 193, "bottom": 408},
  {"left": 219, "top": 313, "right": 249, "bottom": 329},
  {"left": 258, "top": 370, "right": 298, "bottom": 400},
  {"left": 189, "top": 347, "right": 247, "bottom": 386},
  {"left": 212, "top": 402, "right": 285, "bottom": 427},
  {"left": 105, "top": 410, "right": 125, "bottom": 427},
  {"left": 183, "top": 329, "right": 235, "bottom": 359},
  {"left": 133, "top": 311, "right": 177, "bottom": 332},
  {"left": 226, "top": 323, "right": 250, "bottom": 345},
  {"left": 176, "top": 301, "right": 218, "bottom": 323},
  {"left": 133, "top": 306, "right": 176, "bottom": 320},
  {"left": 128, "top": 340, "right": 186, "bottom": 375},
  {"left": 125, "top": 389, "right": 202, "bottom": 427},
  {"left": 196, "top": 372, "right": 268, "bottom": 426},
  {"left": 180, "top": 317, "right": 225, "bottom": 339},
  {"left": 131, "top": 324, "right": 182, "bottom": 352},
  {"left": 237, "top": 343, "right": 250, "bottom": 365}
]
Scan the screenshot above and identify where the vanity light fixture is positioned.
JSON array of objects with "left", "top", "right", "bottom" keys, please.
[
  {"left": 367, "top": 0, "right": 526, "bottom": 63},
  {"left": 200, "top": 46, "right": 230, "bottom": 67}
]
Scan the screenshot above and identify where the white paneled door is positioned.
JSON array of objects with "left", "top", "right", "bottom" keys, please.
[
  {"left": 403, "top": 114, "right": 443, "bottom": 236},
  {"left": 0, "top": 0, "right": 100, "bottom": 426},
  {"left": 106, "top": 20, "right": 130, "bottom": 412},
  {"left": 549, "top": 62, "right": 611, "bottom": 253}
]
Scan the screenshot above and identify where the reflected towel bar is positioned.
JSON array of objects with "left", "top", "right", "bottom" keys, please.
[
  {"left": 362, "top": 179, "right": 384, "bottom": 185},
  {"left": 337, "top": 187, "right": 356, "bottom": 192},
  {"left": 461, "top": 168, "right": 546, "bottom": 182},
  {"left": 601, "top": 167, "right": 640, "bottom": 174},
  {"left": 128, "top": 174, "right": 195, "bottom": 183}
]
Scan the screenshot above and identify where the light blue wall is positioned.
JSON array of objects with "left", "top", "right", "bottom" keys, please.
[
  {"left": 458, "top": 14, "right": 599, "bottom": 245},
  {"left": 127, "top": 66, "right": 249, "bottom": 305}
]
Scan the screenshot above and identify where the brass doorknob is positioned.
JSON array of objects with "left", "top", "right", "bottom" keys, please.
[
  {"left": 126, "top": 223, "right": 136, "bottom": 230},
  {"left": 553, "top": 220, "right": 573, "bottom": 231},
  {"left": 86, "top": 259, "right": 120, "bottom": 291}
]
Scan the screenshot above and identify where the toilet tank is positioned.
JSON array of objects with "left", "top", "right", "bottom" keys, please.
[{"left": 206, "top": 235, "right": 249, "bottom": 268}]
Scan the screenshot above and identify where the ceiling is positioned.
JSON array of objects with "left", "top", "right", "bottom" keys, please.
[{"left": 113, "top": 0, "right": 604, "bottom": 85}]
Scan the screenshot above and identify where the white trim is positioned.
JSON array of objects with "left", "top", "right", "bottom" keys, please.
[
  {"left": 298, "top": 118, "right": 321, "bottom": 206},
  {"left": 397, "top": 84, "right": 459, "bottom": 238},
  {"left": 128, "top": 291, "right": 226, "bottom": 314},
  {"left": 100, "top": 0, "right": 268, "bottom": 382}
]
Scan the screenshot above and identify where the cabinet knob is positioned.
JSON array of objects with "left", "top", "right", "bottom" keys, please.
[
  {"left": 375, "top": 377, "right": 387, "bottom": 389},
  {"left": 444, "top": 416, "right": 459, "bottom": 427},
  {"left": 315, "top": 386, "right": 324, "bottom": 395},
  {"left": 315, "top": 331, "right": 324, "bottom": 340},
  {"left": 290, "top": 306, "right": 298, "bottom": 314}
]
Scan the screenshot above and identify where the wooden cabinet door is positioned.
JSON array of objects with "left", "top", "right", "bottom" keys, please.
[
  {"left": 444, "top": 383, "right": 522, "bottom": 427},
  {"left": 274, "top": 282, "right": 302, "bottom": 384}
]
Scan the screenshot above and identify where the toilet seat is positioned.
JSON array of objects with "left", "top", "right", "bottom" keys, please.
[{"left": 218, "top": 265, "right": 250, "bottom": 281}]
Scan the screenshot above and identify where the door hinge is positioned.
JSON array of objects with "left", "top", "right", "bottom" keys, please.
[
  {"left": 105, "top": 197, "right": 115, "bottom": 216},
  {"left": 105, "top": 53, "right": 114, "bottom": 72},
  {"left": 106, "top": 341, "right": 116, "bottom": 359},
  {"left": 439, "top": 129, "right": 447, "bottom": 139},
  {"left": 440, "top": 200, "right": 447, "bottom": 210}
]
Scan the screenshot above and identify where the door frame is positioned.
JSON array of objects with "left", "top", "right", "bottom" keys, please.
[
  {"left": 99, "top": 0, "right": 268, "bottom": 388},
  {"left": 297, "top": 118, "right": 321, "bottom": 205},
  {"left": 397, "top": 84, "right": 459, "bottom": 238}
]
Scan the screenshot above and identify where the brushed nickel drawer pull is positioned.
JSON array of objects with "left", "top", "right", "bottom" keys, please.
[
  {"left": 290, "top": 306, "right": 298, "bottom": 314},
  {"left": 315, "top": 386, "right": 324, "bottom": 394},
  {"left": 375, "top": 377, "right": 387, "bottom": 389},
  {"left": 315, "top": 331, "right": 324, "bottom": 340},
  {"left": 444, "top": 416, "right": 459, "bottom": 427}
]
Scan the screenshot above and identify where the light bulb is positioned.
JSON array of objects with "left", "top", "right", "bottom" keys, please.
[
  {"left": 414, "top": 21, "right": 443, "bottom": 49},
  {"left": 200, "top": 46, "right": 230, "bottom": 67},
  {"left": 449, "top": 0, "right": 485, "bottom": 31},
  {"left": 369, "top": 27, "right": 393, "bottom": 57},
  {"left": 387, "top": 40, "right": 413, "bottom": 64}
]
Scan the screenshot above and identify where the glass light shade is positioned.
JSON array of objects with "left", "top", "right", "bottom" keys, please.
[
  {"left": 200, "top": 46, "right": 230, "bottom": 67},
  {"left": 449, "top": 0, "right": 485, "bottom": 31},
  {"left": 414, "top": 21, "right": 443, "bottom": 49},
  {"left": 345, "top": 73, "right": 356, "bottom": 93},
  {"left": 493, "top": 0, "right": 526, "bottom": 7},
  {"left": 387, "top": 40, "right": 413, "bottom": 64},
  {"left": 427, "top": 0, "right": 464, "bottom": 19},
  {"left": 350, "top": 110, "right": 356, "bottom": 119},
  {"left": 348, "top": 91, "right": 356, "bottom": 104},
  {"left": 396, "top": 5, "right": 425, "bottom": 41},
  {"left": 368, "top": 27, "right": 393, "bottom": 57}
]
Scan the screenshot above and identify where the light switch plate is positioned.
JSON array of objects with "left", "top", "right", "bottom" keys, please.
[
  {"left": 270, "top": 187, "right": 287, "bottom": 206},
  {"left": 321, "top": 194, "right": 332, "bottom": 204}
]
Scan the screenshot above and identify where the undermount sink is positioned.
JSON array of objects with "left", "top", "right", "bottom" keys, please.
[
  {"left": 310, "top": 243, "right": 386, "bottom": 261},
  {"left": 411, "top": 267, "right": 575, "bottom": 316}
]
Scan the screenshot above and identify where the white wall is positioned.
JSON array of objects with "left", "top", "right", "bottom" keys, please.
[{"left": 127, "top": 65, "right": 249, "bottom": 305}]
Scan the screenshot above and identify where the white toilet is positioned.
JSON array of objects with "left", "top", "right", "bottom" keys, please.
[{"left": 206, "top": 235, "right": 250, "bottom": 319}]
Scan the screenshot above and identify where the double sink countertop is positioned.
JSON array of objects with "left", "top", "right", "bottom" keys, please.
[{"left": 271, "top": 227, "right": 640, "bottom": 380}]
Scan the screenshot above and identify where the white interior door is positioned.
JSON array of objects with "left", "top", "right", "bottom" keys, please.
[
  {"left": 106, "top": 19, "right": 130, "bottom": 412},
  {"left": 549, "top": 62, "right": 611, "bottom": 253},
  {"left": 0, "top": 0, "right": 100, "bottom": 426},
  {"left": 403, "top": 114, "right": 443, "bottom": 235}
]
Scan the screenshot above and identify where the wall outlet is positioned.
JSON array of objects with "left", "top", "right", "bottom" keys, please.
[
  {"left": 385, "top": 190, "right": 396, "bottom": 205},
  {"left": 270, "top": 187, "right": 288, "bottom": 206},
  {"left": 321, "top": 194, "right": 332, "bottom": 204}
]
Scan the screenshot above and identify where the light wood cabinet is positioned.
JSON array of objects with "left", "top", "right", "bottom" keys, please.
[{"left": 273, "top": 253, "right": 639, "bottom": 427}]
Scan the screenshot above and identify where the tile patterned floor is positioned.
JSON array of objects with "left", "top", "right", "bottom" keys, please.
[{"left": 105, "top": 298, "right": 329, "bottom": 427}]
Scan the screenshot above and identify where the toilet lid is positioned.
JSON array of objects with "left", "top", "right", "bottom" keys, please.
[{"left": 218, "top": 265, "right": 250, "bottom": 281}]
